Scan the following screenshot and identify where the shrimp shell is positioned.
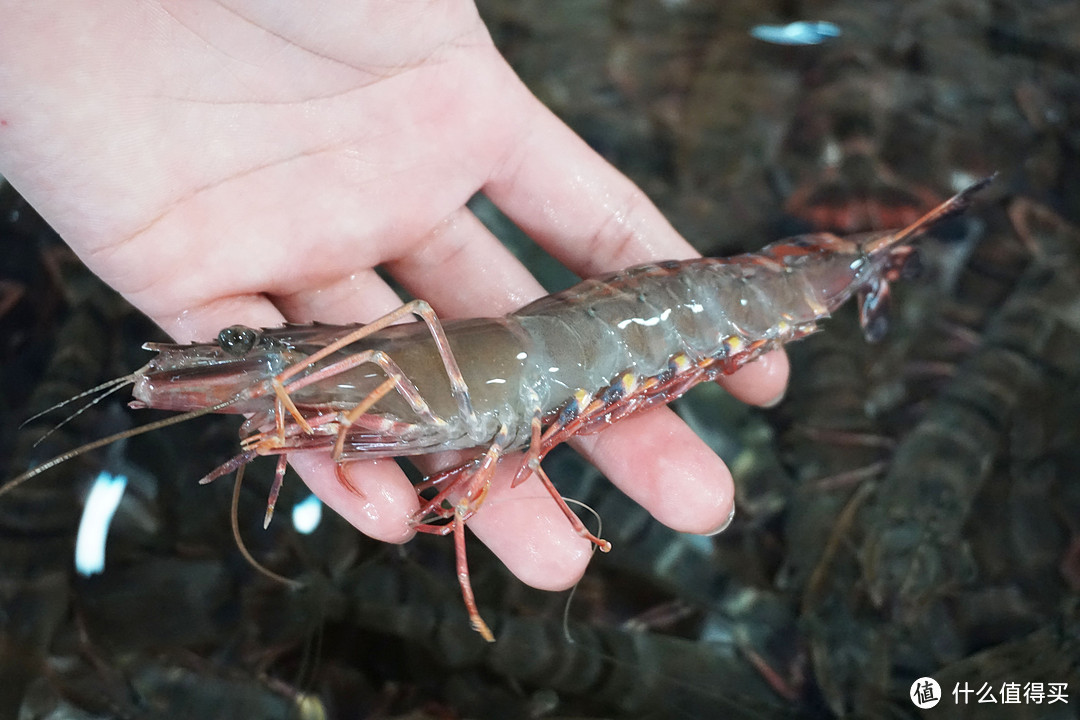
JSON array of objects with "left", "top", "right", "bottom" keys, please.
[{"left": 4, "top": 177, "right": 992, "bottom": 641}]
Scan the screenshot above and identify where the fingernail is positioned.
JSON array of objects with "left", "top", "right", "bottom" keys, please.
[
  {"left": 761, "top": 389, "right": 786, "bottom": 408},
  {"left": 705, "top": 503, "right": 736, "bottom": 536}
]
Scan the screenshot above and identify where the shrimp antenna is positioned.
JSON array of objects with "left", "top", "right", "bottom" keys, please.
[
  {"left": 30, "top": 378, "right": 137, "bottom": 450},
  {"left": 230, "top": 464, "right": 303, "bottom": 589},
  {"left": 1, "top": 394, "right": 249, "bottom": 498},
  {"left": 20, "top": 374, "right": 136, "bottom": 428},
  {"left": 559, "top": 496, "right": 603, "bottom": 644},
  {"left": 864, "top": 173, "right": 996, "bottom": 254}
]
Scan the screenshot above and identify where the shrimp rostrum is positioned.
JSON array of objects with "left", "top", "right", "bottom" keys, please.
[{"left": 5, "top": 178, "right": 991, "bottom": 641}]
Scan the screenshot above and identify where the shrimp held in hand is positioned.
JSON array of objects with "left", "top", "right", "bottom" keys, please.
[{"left": 4, "top": 178, "right": 992, "bottom": 641}]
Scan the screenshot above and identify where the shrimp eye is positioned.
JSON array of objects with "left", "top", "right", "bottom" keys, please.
[{"left": 218, "top": 325, "right": 261, "bottom": 356}]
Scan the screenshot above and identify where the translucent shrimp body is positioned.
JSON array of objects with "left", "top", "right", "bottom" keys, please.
[
  {"left": 514, "top": 233, "right": 886, "bottom": 413},
  {"left": 7, "top": 178, "right": 989, "bottom": 641},
  {"left": 129, "top": 230, "right": 898, "bottom": 469}
]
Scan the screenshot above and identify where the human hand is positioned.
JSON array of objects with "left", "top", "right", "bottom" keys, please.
[{"left": 0, "top": 0, "right": 789, "bottom": 590}]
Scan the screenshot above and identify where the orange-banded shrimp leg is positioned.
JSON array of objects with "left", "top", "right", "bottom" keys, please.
[
  {"left": 282, "top": 351, "right": 441, "bottom": 456},
  {"left": 272, "top": 300, "right": 479, "bottom": 434},
  {"left": 413, "top": 424, "right": 512, "bottom": 642},
  {"left": 257, "top": 352, "right": 434, "bottom": 527},
  {"left": 409, "top": 389, "right": 546, "bottom": 523},
  {"left": 413, "top": 388, "right": 613, "bottom": 555},
  {"left": 505, "top": 356, "right": 730, "bottom": 553},
  {"left": 254, "top": 301, "right": 481, "bottom": 523},
  {"left": 511, "top": 389, "right": 612, "bottom": 552}
]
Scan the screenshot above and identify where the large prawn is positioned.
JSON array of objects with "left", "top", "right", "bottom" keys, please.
[{"left": 3, "top": 178, "right": 991, "bottom": 641}]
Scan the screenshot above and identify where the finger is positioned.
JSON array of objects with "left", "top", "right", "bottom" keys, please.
[
  {"left": 382, "top": 196, "right": 741, "bottom": 546},
  {"left": 288, "top": 453, "right": 418, "bottom": 544},
  {"left": 379, "top": 207, "right": 733, "bottom": 581},
  {"left": 384, "top": 206, "right": 545, "bottom": 313},
  {"left": 268, "top": 272, "right": 425, "bottom": 544},
  {"left": 269, "top": 268, "right": 408, "bottom": 325},
  {"left": 484, "top": 81, "right": 698, "bottom": 276},
  {"left": 385, "top": 208, "right": 599, "bottom": 586},
  {"left": 148, "top": 284, "right": 422, "bottom": 545},
  {"left": 464, "top": 461, "right": 594, "bottom": 592},
  {"left": 382, "top": 208, "right": 736, "bottom": 561},
  {"left": 152, "top": 294, "right": 286, "bottom": 344},
  {"left": 264, "top": 206, "right": 539, "bottom": 325},
  {"left": 719, "top": 349, "right": 790, "bottom": 408},
  {"left": 483, "top": 78, "right": 789, "bottom": 402},
  {"left": 573, "top": 407, "right": 736, "bottom": 536}
]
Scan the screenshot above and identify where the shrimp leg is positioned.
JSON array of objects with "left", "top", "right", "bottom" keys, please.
[
  {"left": 252, "top": 300, "right": 482, "bottom": 520},
  {"left": 411, "top": 385, "right": 617, "bottom": 551},
  {"left": 411, "top": 358, "right": 728, "bottom": 558},
  {"left": 273, "top": 300, "right": 480, "bottom": 434},
  {"left": 249, "top": 350, "right": 442, "bottom": 522},
  {"left": 414, "top": 425, "right": 512, "bottom": 642},
  {"left": 503, "top": 350, "right": 764, "bottom": 547},
  {"left": 281, "top": 349, "right": 444, "bottom": 454}
]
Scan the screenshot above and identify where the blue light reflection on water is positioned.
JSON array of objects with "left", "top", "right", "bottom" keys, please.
[
  {"left": 750, "top": 21, "right": 841, "bottom": 46},
  {"left": 75, "top": 471, "right": 128, "bottom": 576},
  {"left": 292, "top": 493, "right": 323, "bottom": 535}
]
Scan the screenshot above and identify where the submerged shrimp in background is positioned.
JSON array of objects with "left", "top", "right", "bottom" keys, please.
[{"left": 3, "top": 178, "right": 991, "bottom": 640}]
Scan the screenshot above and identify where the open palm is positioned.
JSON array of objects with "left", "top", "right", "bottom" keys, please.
[{"left": 0, "top": 0, "right": 788, "bottom": 590}]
